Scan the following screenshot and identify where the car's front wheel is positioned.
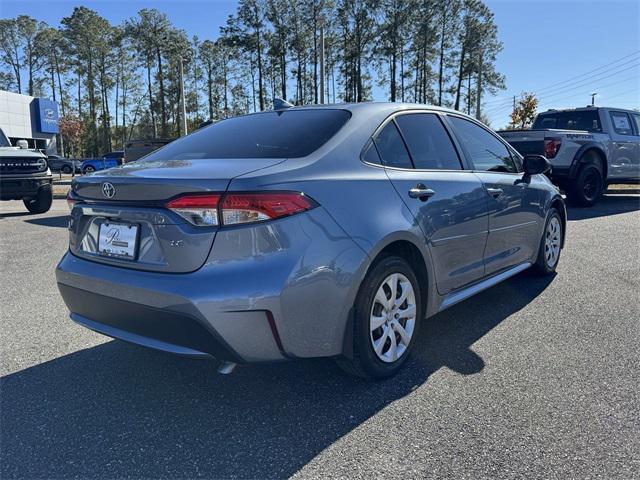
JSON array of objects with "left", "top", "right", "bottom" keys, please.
[
  {"left": 337, "top": 255, "right": 422, "bottom": 379},
  {"left": 23, "top": 185, "right": 53, "bottom": 214},
  {"left": 83, "top": 165, "right": 95, "bottom": 174}
]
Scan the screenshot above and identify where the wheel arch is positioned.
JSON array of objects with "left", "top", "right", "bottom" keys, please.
[
  {"left": 340, "top": 233, "right": 435, "bottom": 359},
  {"left": 548, "top": 195, "right": 567, "bottom": 248},
  {"left": 570, "top": 143, "right": 607, "bottom": 181}
]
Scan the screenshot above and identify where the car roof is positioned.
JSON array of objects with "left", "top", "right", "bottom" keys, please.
[
  {"left": 539, "top": 106, "right": 636, "bottom": 114},
  {"left": 278, "top": 101, "right": 466, "bottom": 116}
]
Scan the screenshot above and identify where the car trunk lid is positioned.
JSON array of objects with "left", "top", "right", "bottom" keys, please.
[{"left": 69, "top": 157, "right": 285, "bottom": 273}]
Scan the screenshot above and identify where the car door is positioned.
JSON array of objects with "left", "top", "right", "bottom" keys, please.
[
  {"left": 608, "top": 111, "right": 639, "bottom": 180},
  {"left": 368, "top": 112, "right": 489, "bottom": 295},
  {"left": 445, "top": 114, "right": 542, "bottom": 276}
]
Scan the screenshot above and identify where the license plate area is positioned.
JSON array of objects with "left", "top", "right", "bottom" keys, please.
[{"left": 98, "top": 222, "right": 139, "bottom": 260}]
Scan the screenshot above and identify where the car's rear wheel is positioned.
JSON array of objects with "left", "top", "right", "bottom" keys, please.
[
  {"left": 566, "top": 153, "right": 604, "bottom": 207},
  {"left": 83, "top": 165, "right": 95, "bottom": 174},
  {"left": 62, "top": 164, "right": 72, "bottom": 174},
  {"left": 532, "top": 208, "right": 562, "bottom": 275},
  {"left": 337, "top": 256, "right": 421, "bottom": 379},
  {"left": 23, "top": 185, "right": 53, "bottom": 214}
]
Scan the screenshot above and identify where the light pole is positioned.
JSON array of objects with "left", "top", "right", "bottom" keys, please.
[{"left": 179, "top": 57, "right": 188, "bottom": 136}]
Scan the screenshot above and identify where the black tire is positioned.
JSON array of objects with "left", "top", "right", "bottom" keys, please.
[
  {"left": 23, "top": 185, "right": 53, "bottom": 214},
  {"left": 532, "top": 208, "right": 563, "bottom": 275},
  {"left": 83, "top": 165, "right": 95, "bottom": 174},
  {"left": 61, "top": 164, "right": 72, "bottom": 174},
  {"left": 336, "top": 255, "right": 422, "bottom": 379},
  {"left": 565, "top": 153, "right": 604, "bottom": 207}
]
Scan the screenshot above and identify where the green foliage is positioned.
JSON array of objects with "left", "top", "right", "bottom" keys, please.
[
  {"left": 508, "top": 92, "right": 538, "bottom": 129},
  {"left": 0, "top": 0, "right": 506, "bottom": 154}
]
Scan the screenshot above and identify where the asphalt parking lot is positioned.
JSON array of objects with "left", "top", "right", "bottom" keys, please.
[{"left": 1, "top": 195, "right": 639, "bottom": 479}]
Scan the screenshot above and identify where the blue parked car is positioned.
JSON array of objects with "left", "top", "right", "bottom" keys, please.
[
  {"left": 58, "top": 103, "right": 566, "bottom": 379},
  {"left": 81, "top": 151, "right": 124, "bottom": 174}
]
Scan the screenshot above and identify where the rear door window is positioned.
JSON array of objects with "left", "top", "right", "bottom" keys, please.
[
  {"left": 373, "top": 122, "right": 413, "bottom": 169},
  {"left": 143, "top": 109, "right": 351, "bottom": 160},
  {"left": 395, "top": 114, "right": 462, "bottom": 170},
  {"left": 609, "top": 111, "right": 634, "bottom": 136},
  {"left": 449, "top": 116, "right": 518, "bottom": 173},
  {"left": 362, "top": 141, "right": 382, "bottom": 165}
]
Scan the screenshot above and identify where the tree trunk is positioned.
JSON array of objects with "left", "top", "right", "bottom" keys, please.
[
  {"left": 207, "top": 67, "right": 213, "bottom": 119},
  {"left": 122, "top": 79, "right": 127, "bottom": 147},
  {"left": 147, "top": 60, "right": 157, "bottom": 138},
  {"left": 437, "top": 5, "right": 447, "bottom": 106},
  {"left": 454, "top": 43, "right": 465, "bottom": 110},
  {"left": 400, "top": 43, "right": 404, "bottom": 102},
  {"left": 223, "top": 56, "right": 229, "bottom": 117},
  {"left": 50, "top": 68, "right": 56, "bottom": 101},
  {"left": 156, "top": 46, "right": 167, "bottom": 136},
  {"left": 54, "top": 53, "right": 65, "bottom": 116},
  {"left": 12, "top": 44, "right": 22, "bottom": 94},
  {"left": 312, "top": 12, "right": 318, "bottom": 104},
  {"left": 77, "top": 72, "right": 81, "bottom": 117},
  {"left": 475, "top": 51, "right": 482, "bottom": 120},
  {"left": 254, "top": 5, "right": 264, "bottom": 111}
]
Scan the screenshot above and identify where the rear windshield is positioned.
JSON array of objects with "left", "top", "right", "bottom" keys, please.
[
  {"left": 143, "top": 109, "right": 351, "bottom": 160},
  {"left": 533, "top": 110, "right": 602, "bottom": 132}
]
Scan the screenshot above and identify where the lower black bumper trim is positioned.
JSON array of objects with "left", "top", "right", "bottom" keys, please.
[{"left": 58, "top": 284, "right": 243, "bottom": 362}]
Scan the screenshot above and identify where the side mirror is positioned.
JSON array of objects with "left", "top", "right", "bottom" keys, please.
[
  {"left": 523, "top": 155, "right": 551, "bottom": 176},
  {"left": 16, "top": 139, "right": 28, "bottom": 149}
]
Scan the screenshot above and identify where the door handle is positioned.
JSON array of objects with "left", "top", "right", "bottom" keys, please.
[
  {"left": 408, "top": 184, "right": 436, "bottom": 200},
  {"left": 486, "top": 187, "right": 503, "bottom": 198}
]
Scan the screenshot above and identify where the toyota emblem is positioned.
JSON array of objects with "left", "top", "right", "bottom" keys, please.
[{"left": 102, "top": 182, "right": 116, "bottom": 199}]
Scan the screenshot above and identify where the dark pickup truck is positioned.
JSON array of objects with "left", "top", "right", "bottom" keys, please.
[{"left": 0, "top": 127, "right": 53, "bottom": 213}]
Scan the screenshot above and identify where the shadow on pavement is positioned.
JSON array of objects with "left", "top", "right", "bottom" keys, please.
[
  {"left": 24, "top": 215, "right": 69, "bottom": 228},
  {"left": 0, "top": 272, "right": 554, "bottom": 479},
  {"left": 567, "top": 194, "right": 640, "bottom": 221}
]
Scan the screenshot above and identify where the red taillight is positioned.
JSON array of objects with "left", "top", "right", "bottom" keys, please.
[
  {"left": 166, "top": 194, "right": 221, "bottom": 226},
  {"left": 166, "top": 192, "right": 316, "bottom": 227},
  {"left": 544, "top": 137, "right": 562, "bottom": 159},
  {"left": 221, "top": 193, "right": 315, "bottom": 225}
]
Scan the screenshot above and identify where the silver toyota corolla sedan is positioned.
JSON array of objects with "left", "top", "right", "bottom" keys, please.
[{"left": 57, "top": 103, "right": 566, "bottom": 378}]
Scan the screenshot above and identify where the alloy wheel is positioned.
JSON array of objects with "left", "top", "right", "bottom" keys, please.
[
  {"left": 369, "top": 273, "right": 416, "bottom": 363},
  {"left": 545, "top": 216, "right": 561, "bottom": 268}
]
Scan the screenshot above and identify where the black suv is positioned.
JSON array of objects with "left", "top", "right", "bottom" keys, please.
[{"left": 0, "top": 127, "right": 53, "bottom": 213}]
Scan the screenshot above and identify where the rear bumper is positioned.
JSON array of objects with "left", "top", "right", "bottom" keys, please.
[
  {"left": 0, "top": 175, "right": 52, "bottom": 200},
  {"left": 60, "top": 284, "right": 242, "bottom": 361},
  {"left": 56, "top": 207, "right": 368, "bottom": 363}
]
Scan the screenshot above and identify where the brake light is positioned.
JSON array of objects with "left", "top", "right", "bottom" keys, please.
[
  {"left": 166, "top": 192, "right": 316, "bottom": 227},
  {"left": 221, "top": 193, "right": 315, "bottom": 225},
  {"left": 544, "top": 137, "right": 562, "bottom": 159},
  {"left": 166, "top": 194, "right": 221, "bottom": 226}
]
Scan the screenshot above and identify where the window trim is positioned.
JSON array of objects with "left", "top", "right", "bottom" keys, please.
[
  {"left": 609, "top": 111, "right": 635, "bottom": 136},
  {"left": 442, "top": 112, "right": 523, "bottom": 175},
  {"left": 631, "top": 112, "right": 640, "bottom": 136},
  {"left": 360, "top": 109, "right": 468, "bottom": 172}
]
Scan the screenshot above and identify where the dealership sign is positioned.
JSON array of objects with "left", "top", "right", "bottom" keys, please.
[{"left": 34, "top": 98, "right": 59, "bottom": 134}]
